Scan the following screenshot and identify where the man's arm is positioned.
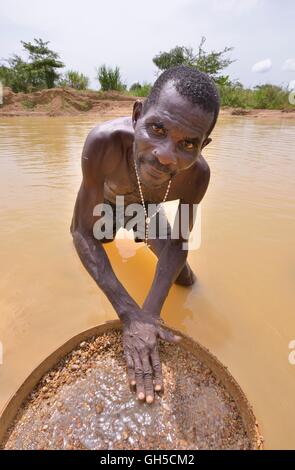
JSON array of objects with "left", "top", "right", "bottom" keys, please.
[
  {"left": 143, "top": 160, "right": 211, "bottom": 315},
  {"left": 71, "top": 130, "right": 140, "bottom": 321}
]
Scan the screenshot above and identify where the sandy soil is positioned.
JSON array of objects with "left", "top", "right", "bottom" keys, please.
[
  {"left": 1, "top": 87, "right": 294, "bottom": 119},
  {"left": 0, "top": 87, "right": 136, "bottom": 117}
]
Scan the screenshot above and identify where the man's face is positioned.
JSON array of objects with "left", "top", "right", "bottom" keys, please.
[{"left": 132, "top": 81, "right": 214, "bottom": 188}]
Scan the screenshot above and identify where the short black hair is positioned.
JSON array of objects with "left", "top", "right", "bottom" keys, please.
[{"left": 143, "top": 65, "right": 220, "bottom": 136}]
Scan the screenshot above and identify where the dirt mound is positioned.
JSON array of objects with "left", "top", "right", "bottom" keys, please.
[
  {"left": 2, "top": 88, "right": 294, "bottom": 119},
  {"left": 0, "top": 87, "right": 137, "bottom": 117}
]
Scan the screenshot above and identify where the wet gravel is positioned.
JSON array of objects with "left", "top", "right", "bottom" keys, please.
[{"left": 2, "top": 331, "right": 251, "bottom": 450}]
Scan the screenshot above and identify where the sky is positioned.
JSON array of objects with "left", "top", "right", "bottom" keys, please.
[{"left": 1, "top": 0, "right": 295, "bottom": 89}]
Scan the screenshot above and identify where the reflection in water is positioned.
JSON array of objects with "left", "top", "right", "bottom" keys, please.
[{"left": 0, "top": 115, "right": 295, "bottom": 449}]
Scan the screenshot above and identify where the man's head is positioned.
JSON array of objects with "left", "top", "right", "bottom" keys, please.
[{"left": 132, "top": 65, "right": 220, "bottom": 188}]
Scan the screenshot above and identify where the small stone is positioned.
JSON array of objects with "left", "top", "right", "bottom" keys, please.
[
  {"left": 122, "top": 430, "right": 129, "bottom": 440},
  {"left": 95, "top": 402, "right": 104, "bottom": 414},
  {"left": 162, "top": 403, "right": 171, "bottom": 411}
]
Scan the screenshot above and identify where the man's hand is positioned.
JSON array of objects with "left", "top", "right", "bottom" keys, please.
[{"left": 122, "top": 312, "right": 181, "bottom": 404}]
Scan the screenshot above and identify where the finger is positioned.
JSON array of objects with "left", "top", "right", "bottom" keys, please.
[
  {"left": 133, "top": 350, "right": 145, "bottom": 401},
  {"left": 141, "top": 353, "right": 154, "bottom": 404},
  {"left": 158, "top": 327, "right": 182, "bottom": 344},
  {"left": 150, "top": 348, "right": 163, "bottom": 392},
  {"left": 124, "top": 350, "right": 136, "bottom": 389}
]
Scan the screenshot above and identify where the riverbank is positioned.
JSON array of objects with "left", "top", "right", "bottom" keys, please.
[{"left": 1, "top": 87, "right": 295, "bottom": 119}]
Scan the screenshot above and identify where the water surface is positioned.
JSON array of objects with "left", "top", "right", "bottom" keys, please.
[{"left": 0, "top": 113, "right": 294, "bottom": 448}]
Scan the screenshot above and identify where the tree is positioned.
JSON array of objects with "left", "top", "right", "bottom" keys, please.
[
  {"left": 59, "top": 70, "right": 89, "bottom": 90},
  {"left": 0, "top": 38, "right": 64, "bottom": 92},
  {"left": 0, "top": 55, "right": 33, "bottom": 92},
  {"left": 21, "top": 38, "right": 64, "bottom": 89},
  {"left": 153, "top": 46, "right": 195, "bottom": 70},
  {"left": 96, "top": 65, "right": 126, "bottom": 91},
  {"left": 153, "top": 37, "right": 235, "bottom": 85}
]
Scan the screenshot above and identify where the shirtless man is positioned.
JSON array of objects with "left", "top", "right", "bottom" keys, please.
[{"left": 70, "top": 65, "right": 220, "bottom": 404}]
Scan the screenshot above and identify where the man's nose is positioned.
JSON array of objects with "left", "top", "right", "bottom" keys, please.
[{"left": 152, "top": 144, "right": 177, "bottom": 166}]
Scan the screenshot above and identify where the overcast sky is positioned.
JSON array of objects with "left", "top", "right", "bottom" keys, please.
[{"left": 1, "top": 0, "right": 295, "bottom": 89}]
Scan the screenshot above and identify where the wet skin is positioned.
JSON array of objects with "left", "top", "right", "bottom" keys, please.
[{"left": 70, "top": 81, "right": 215, "bottom": 403}]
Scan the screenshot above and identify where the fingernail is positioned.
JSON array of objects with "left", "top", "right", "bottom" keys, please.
[
  {"left": 155, "top": 384, "right": 162, "bottom": 391},
  {"left": 174, "top": 335, "right": 182, "bottom": 342},
  {"left": 146, "top": 395, "right": 154, "bottom": 404},
  {"left": 131, "top": 380, "right": 136, "bottom": 386},
  {"left": 138, "top": 392, "right": 145, "bottom": 400}
]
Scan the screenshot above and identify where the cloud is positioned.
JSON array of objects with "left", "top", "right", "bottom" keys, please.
[
  {"left": 283, "top": 58, "right": 295, "bottom": 72},
  {"left": 252, "top": 58, "right": 272, "bottom": 73}
]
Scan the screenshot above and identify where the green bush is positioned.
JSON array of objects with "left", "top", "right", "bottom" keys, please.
[
  {"left": 0, "top": 59, "right": 34, "bottom": 93},
  {"left": 96, "top": 65, "right": 126, "bottom": 91},
  {"left": 252, "top": 84, "right": 289, "bottom": 109},
  {"left": 218, "top": 82, "right": 291, "bottom": 110},
  {"left": 0, "top": 66, "right": 14, "bottom": 88},
  {"left": 128, "top": 82, "right": 152, "bottom": 97},
  {"left": 59, "top": 70, "right": 89, "bottom": 90},
  {"left": 219, "top": 81, "right": 251, "bottom": 108},
  {"left": 129, "top": 82, "right": 141, "bottom": 91}
]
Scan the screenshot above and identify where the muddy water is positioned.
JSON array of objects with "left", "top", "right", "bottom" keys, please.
[{"left": 0, "top": 114, "right": 294, "bottom": 449}]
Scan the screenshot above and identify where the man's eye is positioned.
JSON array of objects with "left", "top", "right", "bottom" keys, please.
[
  {"left": 182, "top": 140, "right": 195, "bottom": 150},
  {"left": 151, "top": 124, "right": 165, "bottom": 135}
]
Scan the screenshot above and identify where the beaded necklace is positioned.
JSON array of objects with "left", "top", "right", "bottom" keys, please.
[{"left": 133, "top": 158, "right": 172, "bottom": 247}]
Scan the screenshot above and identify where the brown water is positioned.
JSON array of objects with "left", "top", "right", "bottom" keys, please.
[{"left": 0, "top": 114, "right": 295, "bottom": 449}]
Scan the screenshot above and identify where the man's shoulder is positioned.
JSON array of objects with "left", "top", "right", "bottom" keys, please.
[
  {"left": 82, "top": 117, "right": 133, "bottom": 177},
  {"left": 88, "top": 116, "right": 133, "bottom": 145},
  {"left": 196, "top": 154, "right": 210, "bottom": 183},
  {"left": 180, "top": 155, "right": 210, "bottom": 204},
  {"left": 192, "top": 155, "right": 211, "bottom": 203}
]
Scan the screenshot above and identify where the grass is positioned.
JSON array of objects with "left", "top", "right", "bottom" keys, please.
[{"left": 21, "top": 99, "right": 36, "bottom": 110}]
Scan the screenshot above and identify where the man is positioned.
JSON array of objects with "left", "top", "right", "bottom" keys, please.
[{"left": 70, "top": 65, "right": 220, "bottom": 404}]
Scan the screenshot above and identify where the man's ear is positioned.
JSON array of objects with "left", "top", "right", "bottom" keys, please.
[
  {"left": 201, "top": 137, "right": 212, "bottom": 149},
  {"left": 132, "top": 99, "right": 143, "bottom": 129}
]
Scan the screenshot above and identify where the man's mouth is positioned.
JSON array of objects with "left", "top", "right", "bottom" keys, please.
[{"left": 145, "top": 164, "right": 168, "bottom": 178}]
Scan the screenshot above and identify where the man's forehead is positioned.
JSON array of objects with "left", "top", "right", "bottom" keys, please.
[{"left": 144, "top": 81, "right": 214, "bottom": 134}]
